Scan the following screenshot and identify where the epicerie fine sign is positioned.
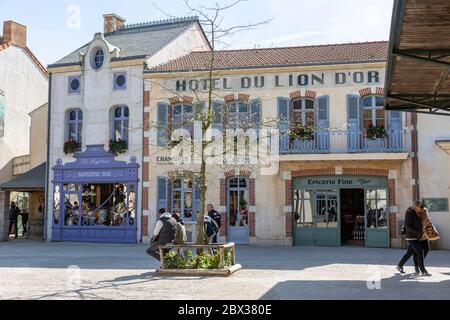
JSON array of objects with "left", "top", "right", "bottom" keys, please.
[{"left": 174, "top": 70, "right": 382, "bottom": 92}]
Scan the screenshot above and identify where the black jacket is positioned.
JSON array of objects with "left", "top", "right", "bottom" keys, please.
[
  {"left": 404, "top": 207, "right": 423, "bottom": 240},
  {"left": 208, "top": 210, "right": 222, "bottom": 229},
  {"left": 9, "top": 206, "right": 20, "bottom": 221}
]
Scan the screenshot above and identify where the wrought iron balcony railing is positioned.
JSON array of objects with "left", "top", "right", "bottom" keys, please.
[{"left": 280, "top": 129, "right": 408, "bottom": 155}]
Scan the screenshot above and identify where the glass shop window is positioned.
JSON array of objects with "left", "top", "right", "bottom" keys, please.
[
  {"left": 294, "top": 189, "right": 314, "bottom": 228},
  {"left": 366, "top": 189, "right": 388, "bottom": 229},
  {"left": 81, "top": 183, "right": 129, "bottom": 227},
  {"left": 53, "top": 185, "right": 61, "bottom": 225}
]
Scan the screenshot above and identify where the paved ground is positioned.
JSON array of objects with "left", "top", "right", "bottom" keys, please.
[{"left": 0, "top": 240, "right": 449, "bottom": 300}]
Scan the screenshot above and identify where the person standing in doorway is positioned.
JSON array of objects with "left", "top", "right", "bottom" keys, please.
[
  {"left": 20, "top": 210, "right": 29, "bottom": 236},
  {"left": 8, "top": 202, "right": 20, "bottom": 239},
  {"left": 397, "top": 201, "right": 431, "bottom": 277},
  {"left": 146, "top": 208, "right": 176, "bottom": 261},
  {"left": 207, "top": 204, "right": 221, "bottom": 243}
]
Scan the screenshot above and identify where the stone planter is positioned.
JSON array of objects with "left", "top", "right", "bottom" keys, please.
[{"left": 156, "top": 242, "right": 242, "bottom": 277}]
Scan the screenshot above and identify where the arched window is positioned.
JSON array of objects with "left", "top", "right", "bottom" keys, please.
[
  {"left": 112, "top": 106, "right": 129, "bottom": 142},
  {"left": 292, "top": 98, "right": 315, "bottom": 127},
  {"left": 66, "top": 109, "right": 83, "bottom": 145},
  {"left": 172, "top": 103, "right": 194, "bottom": 137},
  {"left": 362, "top": 96, "right": 385, "bottom": 129}
]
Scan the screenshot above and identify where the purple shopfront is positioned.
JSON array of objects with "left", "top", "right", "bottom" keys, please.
[{"left": 51, "top": 145, "right": 139, "bottom": 244}]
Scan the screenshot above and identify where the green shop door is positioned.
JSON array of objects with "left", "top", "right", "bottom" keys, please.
[
  {"left": 293, "top": 189, "right": 341, "bottom": 247},
  {"left": 365, "top": 188, "right": 390, "bottom": 248}
]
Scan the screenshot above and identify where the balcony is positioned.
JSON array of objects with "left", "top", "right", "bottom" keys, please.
[{"left": 280, "top": 129, "right": 408, "bottom": 155}]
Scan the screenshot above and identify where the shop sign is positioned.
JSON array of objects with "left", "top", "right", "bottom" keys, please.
[
  {"left": 293, "top": 176, "right": 388, "bottom": 189},
  {"left": 174, "top": 70, "right": 383, "bottom": 92},
  {"left": 156, "top": 156, "right": 183, "bottom": 165},
  {"left": 422, "top": 198, "right": 449, "bottom": 213}
]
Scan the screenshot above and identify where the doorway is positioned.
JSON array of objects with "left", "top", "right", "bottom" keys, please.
[
  {"left": 227, "top": 177, "right": 249, "bottom": 244},
  {"left": 340, "top": 189, "right": 365, "bottom": 246}
]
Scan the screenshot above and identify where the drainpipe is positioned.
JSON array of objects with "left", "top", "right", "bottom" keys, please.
[
  {"left": 413, "top": 113, "right": 420, "bottom": 200},
  {"left": 43, "top": 73, "right": 52, "bottom": 241}
]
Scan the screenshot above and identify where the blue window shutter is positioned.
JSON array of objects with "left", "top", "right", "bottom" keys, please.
[
  {"left": 317, "top": 96, "right": 329, "bottom": 129},
  {"left": 194, "top": 181, "right": 201, "bottom": 221},
  {"left": 277, "top": 97, "right": 290, "bottom": 132},
  {"left": 157, "top": 102, "right": 168, "bottom": 146},
  {"left": 347, "top": 95, "right": 360, "bottom": 150},
  {"left": 250, "top": 98, "right": 262, "bottom": 126},
  {"left": 156, "top": 177, "right": 168, "bottom": 219},
  {"left": 389, "top": 111, "right": 402, "bottom": 131},
  {"left": 212, "top": 102, "right": 223, "bottom": 130}
]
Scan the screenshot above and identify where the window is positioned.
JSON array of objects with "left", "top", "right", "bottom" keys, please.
[
  {"left": 366, "top": 189, "right": 388, "bottom": 229},
  {"left": 114, "top": 72, "right": 127, "bottom": 90},
  {"left": 172, "top": 104, "right": 194, "bottom": 137},
  {"left": 112, "top": 106, "right": 129, "bottom": 142},
  {"left": 362, "top": 96, "right": 385, "bottom": 129},
  {"left": 228, "top": 101, "right": 249, "bottom": 129},
  {"left": 66, "top": 109, "right": 83, "bottom": 145},
  {"left": 292, "top": 99, "right": 315, "bottom": 127},
  {"left": 294, "top": 190, "right": 314, "bottom": 228},
  {"left": 68, "top": 76, "right": 81, "bottom": 94},
  {"left": 172, "top": 178, "right": 194, "bottom": 219},
  {"left": 91, "top": 48, "right": 105, "bottom": 70}
]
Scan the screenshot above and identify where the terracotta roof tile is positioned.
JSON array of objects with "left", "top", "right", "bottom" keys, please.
[{"left": 148, "top": 41, "right": 388, "bottom": 73}]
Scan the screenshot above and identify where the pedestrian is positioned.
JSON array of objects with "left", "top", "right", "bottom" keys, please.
[
  {"left": 207, "top": 204, "right": 221, "bottom": 243},
  {"left": 204, "top": 215, "right": 219, "bottom": 245},
  {"left": 8, "top": 201, "right": 20, "bottom": 239},
  {"left": 397, "top": 201, "right": 431, "bottom": 277},
  {"left": 172, "top": 213, "right": 187, "bottom": 245},
  {"left": 20, "top": 210, "right": 29, "bottom": 235},
  {"left": 399, "top": 205, "right": 440, "bottom": 275},
  {"left": 146, "top": 208, "right": 176, "bottom": 261}
]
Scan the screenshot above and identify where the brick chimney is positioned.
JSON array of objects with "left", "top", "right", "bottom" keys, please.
[
  {"left": 103, "top": 14, "right": 126, "bottom": 33},
  {"left": 2, "top": 21, "right": 27, "bottom": 48}
]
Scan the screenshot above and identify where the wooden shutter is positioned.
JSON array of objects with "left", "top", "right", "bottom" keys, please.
[
  {"left": 156, "top": 177, "right": 168, "bottom": 219},
  {"left": 347, "top": 95, "right": 360, "bottom": 150},
  {"left": 157, "top": 102, "right": 168, "bottom": 147}
]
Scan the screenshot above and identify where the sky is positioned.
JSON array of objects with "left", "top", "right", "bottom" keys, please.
[{"left": 0, "top": 0, "right": 394, "bottom": 66}]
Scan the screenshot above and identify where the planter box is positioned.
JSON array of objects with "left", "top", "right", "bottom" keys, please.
[{"left": 155, "top": 242, "right": 242, "bottom": 277}]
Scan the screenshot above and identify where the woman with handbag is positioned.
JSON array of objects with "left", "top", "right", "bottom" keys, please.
[{"left": 397, "top": 204, "right": 439, "bottom": 276}]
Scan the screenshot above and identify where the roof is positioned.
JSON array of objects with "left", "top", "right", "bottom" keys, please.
[
  {"left": 49, "top": 17, "right": 202, "bottom": 67},
  {"left": 0, "top": 163, "right": 46, "bottom": 191},
  {"left": 0, "top": 41, "right": 48, "bottom": 78},
  {"left": 385, "top": 0, "right": 450, "bottom": 116},
  {"left": 146, "top": 41, "right": 389, "bottom": 73}
]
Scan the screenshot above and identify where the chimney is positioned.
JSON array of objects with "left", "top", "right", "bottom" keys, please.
[
  {"left": 2, "top": 21, "right": 27, "bottom": 48},
  {"left": 103, "top": 14, "right": 126, "bottom": 33}
]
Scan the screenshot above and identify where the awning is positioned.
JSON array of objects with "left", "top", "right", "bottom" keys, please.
[
  {"left": 0, "top": 163, "right": 46, "bottom": 191},
  {"left": 385, "top": 0, "right": 450, "bottom": 116}
]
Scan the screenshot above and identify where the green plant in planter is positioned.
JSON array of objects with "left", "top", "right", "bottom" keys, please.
[
  {"left": 366, "top": 124, "right": 387, "bottom": 140},
  {"left": 163, "top": 248, "right": 233, "bottom": 270},
  {"left": 109, "top": 139, "right": 128, "bottom": 156},
  {"left": 287, "top": 125, "right": 314, "bottom": 141},
  {"left": 63, "top": 140, "right": 81, "bottom": 155}
]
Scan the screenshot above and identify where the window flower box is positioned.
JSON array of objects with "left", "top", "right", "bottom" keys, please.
[
  {"left": 156, "top": 243, "right": 242, "bottom": 277},
  {"left": 109, "top": 139, "right": 128, "bottom": 156},
  {"left": 366, "top": 124, "right": 387, "bottom": 140},
  {"left": 287, "top": 125, "right": 314, "bottom": 141},
  {"left": 63, "top": 140, "right": 81, "bottom": 155}
]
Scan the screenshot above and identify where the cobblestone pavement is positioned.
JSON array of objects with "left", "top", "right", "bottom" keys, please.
[{"left": 0, "top": 240, "right": 449, "bottom": 300}]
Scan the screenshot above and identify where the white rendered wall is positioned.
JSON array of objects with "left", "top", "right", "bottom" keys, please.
[
  {"left": 417, "top": 113, "right": 450, "bottom": 249},
  {"left": 0, "top": 46, "right": 48, "bottom": 183}
]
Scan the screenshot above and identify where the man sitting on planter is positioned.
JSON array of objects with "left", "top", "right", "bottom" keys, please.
[{"left": 146, "top": 208, "right": 176, "bottom": 261}]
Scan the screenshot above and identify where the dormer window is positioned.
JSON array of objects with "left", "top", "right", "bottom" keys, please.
[{"left": 91, "top": 48, "right": 105, "bottom": 70}]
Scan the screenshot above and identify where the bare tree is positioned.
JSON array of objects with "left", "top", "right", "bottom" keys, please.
[{"left": 148, "top": 0, "right": 273, "bottom": 246}]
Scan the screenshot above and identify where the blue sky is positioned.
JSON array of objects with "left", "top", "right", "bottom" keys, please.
[{"left": 0, "top": 0, "right": 394, "bottom": 66}]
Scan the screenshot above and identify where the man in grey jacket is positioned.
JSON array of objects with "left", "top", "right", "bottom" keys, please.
[{"left": 146, "top": 208, "right": 177, "bottom": 261}]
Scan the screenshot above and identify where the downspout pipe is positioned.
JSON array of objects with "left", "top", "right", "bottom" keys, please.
[
  {"left": 43, "top": 73, "right": 52, "bottom": 241},
  {"left": 413, "top": 114, "right": 420, "bottom": 200}
]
